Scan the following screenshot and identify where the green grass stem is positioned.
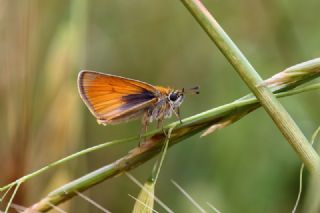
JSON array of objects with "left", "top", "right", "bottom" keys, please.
[{"left": 180, "top": 0, "right": 320, "bottom": 175}]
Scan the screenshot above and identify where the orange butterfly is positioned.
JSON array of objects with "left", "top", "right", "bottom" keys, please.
[{"left": 77, "top": 70, "right": 199, "bottom": 137}]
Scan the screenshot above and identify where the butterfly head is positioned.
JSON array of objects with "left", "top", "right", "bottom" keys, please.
[{"left": 167, "top": 86, "right": 200, "bottom": 108}]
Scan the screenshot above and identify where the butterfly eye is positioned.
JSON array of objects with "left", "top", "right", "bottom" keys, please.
[{"left": 169, "top": 93, "right": 178, "bottom": 102}]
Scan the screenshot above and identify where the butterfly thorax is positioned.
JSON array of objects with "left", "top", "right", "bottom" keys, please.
[{"left": 145, "top": 86, "right": 184, "bottom": 123}]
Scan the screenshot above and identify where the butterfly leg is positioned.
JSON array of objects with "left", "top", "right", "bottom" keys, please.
[
  {"left": 174, "top": 107, "right": 183, "bottom": 124},
  {"left": 168, "top": 101, "right": 182, "bottom": 125},
  {"left": 139, "top": 114, "right": 149, "bottom": 146},
  {"left": 177, "top": 107, "right": 183, "bottom": 124},
  {"left": 157, "top": 118, "right": 167, "bottom": 138}
]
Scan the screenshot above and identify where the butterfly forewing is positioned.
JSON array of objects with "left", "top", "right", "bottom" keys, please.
[{"left": 78, "top": 71, "right": 159, "bottom": 124}]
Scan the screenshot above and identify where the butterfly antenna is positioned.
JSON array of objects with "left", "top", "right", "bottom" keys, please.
[{"left": 182, "top": 86, "right": 200, "bottom": 95}]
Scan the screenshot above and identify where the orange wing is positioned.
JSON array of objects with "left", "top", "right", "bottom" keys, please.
[{"left": 78, "top": 70, "right": 159, "bottom": 124}]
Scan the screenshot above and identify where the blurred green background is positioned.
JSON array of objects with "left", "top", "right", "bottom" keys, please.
[{"left": 1, "top": 0, "right": 320, "bottom": 212}]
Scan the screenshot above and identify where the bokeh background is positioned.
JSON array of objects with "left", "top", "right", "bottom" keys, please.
[{"left": 1, "top": 0, "right": 320, "bottom": 212}]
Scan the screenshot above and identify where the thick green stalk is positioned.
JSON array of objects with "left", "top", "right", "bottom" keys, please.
[{"left": 180, "top": 0, "right": 320, "bottom": 175}]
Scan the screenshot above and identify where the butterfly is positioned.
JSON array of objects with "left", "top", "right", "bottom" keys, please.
[{"left": 77, "top": 70, "right": 199, "bottom": 138}]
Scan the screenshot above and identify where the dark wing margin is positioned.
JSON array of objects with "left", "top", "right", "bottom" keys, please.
[{"left": 121, "top": 89, "right": 155, "bottom": 110}]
